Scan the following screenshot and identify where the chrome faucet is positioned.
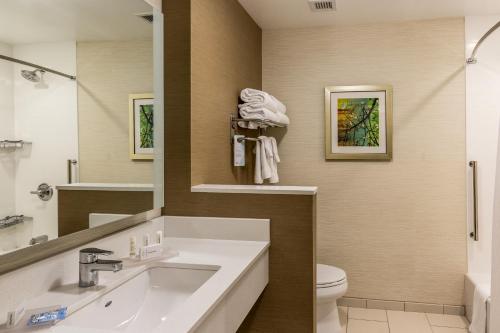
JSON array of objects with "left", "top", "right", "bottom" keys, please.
[{"left": 79, "top": 248, "right": 123, "bottom": 288}]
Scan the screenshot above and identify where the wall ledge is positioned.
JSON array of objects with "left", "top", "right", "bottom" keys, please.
[
  {"left": 56, "top": 183, "right": 154, "bottom": 192},
  {"left": 191, "top": 184, "right": 318, "bottom": 195}
]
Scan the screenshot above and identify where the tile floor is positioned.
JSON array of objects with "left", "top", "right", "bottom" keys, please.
[{"left": 339, "top": 307, "right": 469, "bottom": 333}]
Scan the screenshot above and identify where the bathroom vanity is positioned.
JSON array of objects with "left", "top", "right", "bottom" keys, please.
[{"left": 0, "top": 216, "right": 270, "bottom": 333}]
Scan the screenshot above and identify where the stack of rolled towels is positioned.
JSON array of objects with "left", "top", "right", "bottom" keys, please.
[{"left": 238, "top": 88, "right": 290, "bottom": 129}]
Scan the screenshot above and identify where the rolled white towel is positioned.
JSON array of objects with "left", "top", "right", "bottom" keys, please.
[
  {"left": 237, "top": 121, "right": 267, "bottom": 130},
  {"left": 240, "top": 88, "right": 287, "bottom": 114},
  {"left": 239, "top": 105, "right": 290, "bottom": 126}
]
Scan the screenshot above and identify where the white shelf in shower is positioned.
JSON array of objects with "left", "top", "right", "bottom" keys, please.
[{"left": 0, "top": 140, "right": 32, "bottom": 149}]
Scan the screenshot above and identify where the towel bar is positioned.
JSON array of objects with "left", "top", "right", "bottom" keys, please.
[{"left": 237, "top": 137, "right": 260, "bottom": 143}]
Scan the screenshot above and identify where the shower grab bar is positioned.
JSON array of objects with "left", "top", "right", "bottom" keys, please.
[
  {"left": 469, "top": 161, "right": 479, "bottom": 241},
  {"left": 0, "top": 54, "right": 76, "bottom": 80}
]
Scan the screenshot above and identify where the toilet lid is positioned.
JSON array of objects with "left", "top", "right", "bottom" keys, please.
[{"left": 317, "top": 264, "right": 346, "bottom": 287}]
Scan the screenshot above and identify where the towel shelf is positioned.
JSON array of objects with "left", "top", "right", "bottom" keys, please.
[
  {"left": 0, "top": 140, "right": 32, "bottom": 149},
  {"left": 230, "top": 113, "right": 287, "bottom": 146},
  {"left": 0, "top": 215, "right": 32, "bottom": 229},
  {"left": 230, "top": 115, "right": 288, "bottom": 128}
]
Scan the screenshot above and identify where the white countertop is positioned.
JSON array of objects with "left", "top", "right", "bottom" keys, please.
[
  {"left": 56, "top": 183, "right": 154, "bottom": 192},
  {"left": 191, "top": 184, "right": 318, "bottom": 195},
  {"left": 21, "top": 237, "right": 269, "bottom": 333}
]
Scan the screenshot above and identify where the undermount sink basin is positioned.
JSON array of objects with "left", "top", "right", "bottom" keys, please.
[{"left": 58, "top": 265, "right": 218, "bottom": 332}]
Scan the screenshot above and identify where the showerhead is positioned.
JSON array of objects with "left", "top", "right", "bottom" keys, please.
[{"left": 21, "top": 69, "right": 45, "bottom": 82}]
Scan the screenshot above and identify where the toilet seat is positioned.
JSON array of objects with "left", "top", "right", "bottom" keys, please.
[{"left": 317, "top": 264, "right": 347, "bottom": 289}]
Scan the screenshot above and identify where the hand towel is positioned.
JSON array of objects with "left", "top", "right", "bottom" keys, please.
[
  {"left": 470, "top": 283, "right": 490, "bottom": 333},
  {"left": 240, "top": 88, "right": 287, "bottom": 114},
  {"left": 258, "top": 136, "right": 272, "bottom": 180},
  {"left": 254, "top": 140, "right": 263, "bottom": 184},
  {"left": 263, "top": 137, "right": 279, "bottom": 184}
]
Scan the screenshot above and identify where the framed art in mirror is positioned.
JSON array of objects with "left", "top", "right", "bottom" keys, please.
[{"left": 130, "top": 93, "right": 155, "bottom": 160}]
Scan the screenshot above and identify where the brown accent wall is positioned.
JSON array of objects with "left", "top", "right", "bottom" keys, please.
[
  {"left": 58, "top": 190, "right": 153, "bottom": 236},
  {"left": 163, "top": 1, "right": 316, "bottom": 332},
  {"left": 191, "top": 0, "right": 262, "bottom": 185}
]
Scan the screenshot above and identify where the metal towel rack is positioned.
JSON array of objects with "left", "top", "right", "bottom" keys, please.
[
  {"left": 469, "top": 161, "right": 479, "bottom": 241},
  {"left": 0, "top": 140, "right": 32, "bottom": 149},
  {"left": 230, "top": 115, "right": 288, "bottom": 128},
  {"left": 229, "top": 114, "right": 287, "bottom": 145},
  {"left": 0, "top": 215, "right": 29, "bottom": 229}
]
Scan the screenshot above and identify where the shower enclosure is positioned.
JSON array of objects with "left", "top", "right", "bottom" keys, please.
[
  {"left": 0, "top": 42, "right": 78, "bottom": 254},
  {"left": 465, "top": 16, "right": 500, "bottom": 332}
]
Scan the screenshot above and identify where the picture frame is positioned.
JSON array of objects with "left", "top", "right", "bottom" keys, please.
[
  {"left": 325, "top": 85, "right": 393, "bottom": 160},
  {"left": 129, "top": 93, "right": 154, "bottom": 160}
]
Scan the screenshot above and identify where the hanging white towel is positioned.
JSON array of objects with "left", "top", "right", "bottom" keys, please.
[
  {"left": 254, "top": 140, "right": 263, "bottom": 184},
  {"left": 261, "top": 137, "right": 279, "bottom": 184},
  {"left": 470, "top": 283, "right": 490, "bottom": 333},
  {"left": 258, "top": 136, "right": 272, "bottom": 180},
  {"left": 240, "top": 88, "right": 287, "bottom": 114},
  {"left": 270, "top": 137, "right": 280, "bottom": 163},
  {"left": 252, "top": 136, "right": 280, "bottom": 184}
]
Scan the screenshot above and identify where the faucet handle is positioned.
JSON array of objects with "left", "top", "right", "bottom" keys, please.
[{"left": 79, "top": 248, "right": 114, "bottom": 263}]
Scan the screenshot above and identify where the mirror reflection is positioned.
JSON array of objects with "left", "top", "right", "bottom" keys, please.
[{"left": 0, "top": 0, "right": 163, "bottom": 255}]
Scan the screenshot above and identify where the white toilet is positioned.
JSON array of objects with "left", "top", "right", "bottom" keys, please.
[{"left": 316, "top": 264, "right": 348, "bottom": 333}]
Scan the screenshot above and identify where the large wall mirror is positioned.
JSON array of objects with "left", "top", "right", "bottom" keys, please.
[{"left": 0, "top": 0, "right": 164, "bottom": 258}]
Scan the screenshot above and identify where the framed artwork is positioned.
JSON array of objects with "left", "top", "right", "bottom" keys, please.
[
  {"left": 129, "top": 93, "right": 154, "bottom": 160},
  {"left": 325, "top": 85, "right": 393, "bottom": 160}
]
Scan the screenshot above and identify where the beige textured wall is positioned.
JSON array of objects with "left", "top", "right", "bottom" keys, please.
[
  {"left": 263, "top": 18, "right": 467, "bottom": 305},
  {"left": 77, "top": 40, "right": 153, "bottom": 183},
  {"left": 191, "top": 0, "right": 262, "bottom": 185}
]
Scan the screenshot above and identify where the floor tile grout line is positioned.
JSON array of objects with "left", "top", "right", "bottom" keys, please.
[
  {"left": 426, "top": 312, "right": 436, "bottom": 333},
  {"left": 346, "top": 306, "right": 349, "bottom": 332},
  {"left": 348, "top": 318, "right": 388, "bottom": 323},
  {"left": 385, "top": 309, "right": 391, "bottom": 333},
  {"left": 345, "top": 308, "right": 468, "bottom": 333}
]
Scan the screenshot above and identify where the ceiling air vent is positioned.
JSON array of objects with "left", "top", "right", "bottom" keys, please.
[
  {"left": 308, "top": 0, "right": 336, "bottom": 12},
  {"left": 136, "top": 13, "right": 154, "bottom": 24}
]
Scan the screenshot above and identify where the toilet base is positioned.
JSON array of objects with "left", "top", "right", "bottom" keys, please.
[{"left": 317, "top": 301, "right": 342, "bottom": 333}]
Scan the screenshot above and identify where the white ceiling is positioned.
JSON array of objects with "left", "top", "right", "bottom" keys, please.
[
  {"left": 238, "top": 0, "right": 500, "bottom": 30},
  {"left": 0, "top": 0, "right": 153, "bottom": 45}
]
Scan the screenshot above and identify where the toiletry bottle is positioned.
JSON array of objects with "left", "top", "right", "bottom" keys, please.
[{"left": 130, "top": 236, "right": 137, "bottom": 258}]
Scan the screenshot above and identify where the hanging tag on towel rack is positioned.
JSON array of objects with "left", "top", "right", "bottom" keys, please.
[{"left": 234, "top": 135, "right": 246, "bottom": 167}]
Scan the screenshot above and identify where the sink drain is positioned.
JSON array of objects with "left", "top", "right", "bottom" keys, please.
[{"left": 105, "top": 301, "right": 112, "bottom": 308}]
